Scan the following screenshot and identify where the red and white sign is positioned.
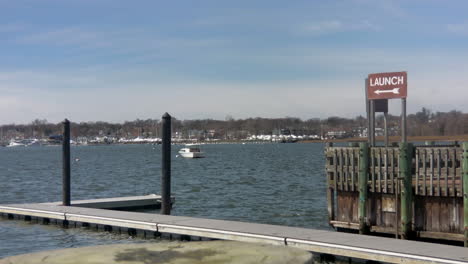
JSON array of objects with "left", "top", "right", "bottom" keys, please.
[{"left": 367, "top": 71, "right": 407, "bottom": 100}]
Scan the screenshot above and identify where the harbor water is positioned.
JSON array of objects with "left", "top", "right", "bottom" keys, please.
[{"left": 0, "top": 143, "right": 329, "bottom": 258}]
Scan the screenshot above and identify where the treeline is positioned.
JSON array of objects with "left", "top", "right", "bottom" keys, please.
[
  {"left": 0, "top": 108, "right": 467, "bottom": 141},
  {"left": 373, "top": 108, "right": 467, "bottom": 137}
]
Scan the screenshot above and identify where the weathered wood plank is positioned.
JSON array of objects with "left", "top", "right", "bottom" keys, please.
[
  {"left": 416, "top": 149, "right": 420, "bottom": 195},
  {"left": 440, "top": 199, "right": 449, "bottom": 232},
  {"left": 425, "top": 197, "right": 432, "bottom": 231},
  {"left": 376, "top": 148, "right": 381, "bottom": 193},
  {"left": 351, "top": 150, "right": 355, "bottom": 192},
  {"left": 389, "top": 148, "right": 394, "bottom": 194},
  {"left": 383, "top": 148, "right": 387, "bottom": 193},
  {"left": 327, "top": 175, "right": 335, "bottom": 222},
  {"left": 371, "top": 148, "right": 375, "bottom": 193},
  {"left": 429, "top": 149, "right": 434, "bottom": 196},
  {"left": 431, "top": 200, "right": 440, "bottom": 232},
  {"left": 423, "top": 149, "right": 427, "bottom": 196},
  {"left": 452, "top": 148, "right": 457, "bottom": 197},
  {"left": 344, "top": 148, "right": 349, "bottom": 191},
  {"left": 339, "top": 149, "right": 344, "bottom": 191},
  {"left": 437, "top": 149, "right": 441, "bottom": 196},
  {"left": 445, "top": 149, "right": 449, "bottom": 196},
  {"left": 334, "top": 149, "right": 338, "bottom": 192}
]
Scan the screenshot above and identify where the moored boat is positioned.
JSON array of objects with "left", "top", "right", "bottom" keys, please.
[
  {"left": 178, "top": 145, "right": 204, "bottom": 158},
  {"left": 7, "top": 139, "right": 41, "bottom": 147}
]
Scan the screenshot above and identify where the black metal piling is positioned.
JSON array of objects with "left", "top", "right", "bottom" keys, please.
[
  {"left": 161, "top": 113, "right": 172, "bottom": 215},
  {"left": 62, "top": 119, "right": 71, "bottom": 206}
]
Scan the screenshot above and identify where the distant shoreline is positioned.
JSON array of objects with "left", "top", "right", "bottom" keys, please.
[
  {"left": 1, "top": 135, "right": 467, "bottom": 147},
  {"left": 303, "top": 135, "right": 468, "bottom": 144}
]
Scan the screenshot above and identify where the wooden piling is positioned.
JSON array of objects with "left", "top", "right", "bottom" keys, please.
[
  {"left": 400, "top": 142, "right": 413, "bottom": 239},
  {"left": 358, "top": 142, "right": 369, "bottom": 234},
  {"left": 161, "top": 113, "right": 172, "bottom": 215},
  {"left": 62, "top": 119, "right": 71, "bottom": 206},
  {"left": 463, "top": 142, "right": 468, "bottom": 247},
  {"left": 326, "top": 142, "right": 335, "bottom": 222}
]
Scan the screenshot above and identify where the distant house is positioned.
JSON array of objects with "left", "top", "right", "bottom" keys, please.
[
  {"left": 360, "top": 127, "right": 386, "bottom": 137},
  {"left": 48, "top": 135, "right": 63, "bottom": 144},
  {"left": 206, "top": 129, "right": 216, "bottom": 138},
  {"left": 325, "top": 131, "right": 348, "bottom": 139},
  {"left": 280, "top": 129, "right": 291, "bottom": 135}
]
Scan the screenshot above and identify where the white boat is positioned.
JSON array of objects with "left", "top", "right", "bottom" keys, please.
[
  {"left": 178, "top": 146, "right": 204, "bottom": 158},
  {"left": 7, "top": 139, "right": 41, "bottom": 147},
  {"left": 7, "top": 140, "right": 26, "bottom": 147}
]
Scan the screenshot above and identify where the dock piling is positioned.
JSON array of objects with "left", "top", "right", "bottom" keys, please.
[
  {"left": 62, "top": 119, "right": 71, "bottom": 206},
  {"left": 161, "top": 113, "right": 172, "bottom": 215},
  {"left": 463, "top": 142, "right": 468, "bottom": 247},
  {"left": 326, "top": 142, "right": 335, "bottom": 222},
  {"left": 399, "top": 142, "right": 413, "bottom": 239},
  {"left": 358, "top": 142, "right": 369, "bottom": 234}
]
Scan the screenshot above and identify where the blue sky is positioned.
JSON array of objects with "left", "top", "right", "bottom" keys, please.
[{"left": 1, "top": 0, "right": 468, "bottom": 124}]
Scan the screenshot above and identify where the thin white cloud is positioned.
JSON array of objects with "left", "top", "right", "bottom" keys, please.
[
  {"left": 302, "top": 20, "right": 343, "bottom": 35},
  {"left": 0, "top": 23, "right": 25, "bottom": 33},
  {"left": 353, "top": 20, "right": 382, "bottom": 31},
  {"left": 0, "top": 96, "right": 21, "bottom": 109},
  {"left": 349, "top": 0, "right": 409, "bottom": 18},
  {"left": 15, "top": 27, "right": 227, "bottom": 49},
  {"left": 296, "top": 19, "right": 381, "bottom": 36},
  {"left": 447, "top": 23, "right": 468, "bottom": 35},
  {"left": 16, "top": 27, "right": 119, "bottom": 48},
  {"left": 1, "top": 61, "right": 467, "bottom": 124}
]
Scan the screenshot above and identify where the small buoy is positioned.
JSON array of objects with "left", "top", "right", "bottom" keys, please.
[{"left": 75, "top": 158, "right": 80, "bottom": 162}]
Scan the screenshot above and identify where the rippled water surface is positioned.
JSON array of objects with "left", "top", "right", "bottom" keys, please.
[{"left": 0, "top": 143, "right": 328, "bottom": 258}]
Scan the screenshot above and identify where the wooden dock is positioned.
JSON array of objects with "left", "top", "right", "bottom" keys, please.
[
  {"left": 325, "top": 143, "right": 468, "bottom": 244},
  {"left": 1, "top": 201, "right": 468, "bottom": 264}
]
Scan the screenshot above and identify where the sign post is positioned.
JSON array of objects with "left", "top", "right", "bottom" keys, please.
[
  {"left": 370, "top": 100, "right": 375, "bottom": 146},
  {"left": 365, "top": 71, "right": 409, "bottom": 240},
  {"left": 384, "top": 112, "right": 388, "bottom": 147},
  {"left": 402, "top": 98, "right": 407, "bottom": 143},
  {"left": 367, "top": 71, "right": 407, "bottom": 143},
  {"left": 365, "top": 79, "right": 370, "bottom": 145}
]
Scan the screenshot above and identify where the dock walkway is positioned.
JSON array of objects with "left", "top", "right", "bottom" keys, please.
[
  {"left": 1, "top": 200, "right": 468, "bottom": 264},
  {"left": 40, "top": 194, "right": 174, "bottom": 210}
]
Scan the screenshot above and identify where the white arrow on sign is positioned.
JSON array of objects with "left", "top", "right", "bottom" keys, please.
[{"left": 374, "top": 88, "right": 400, "bottom": 95}]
